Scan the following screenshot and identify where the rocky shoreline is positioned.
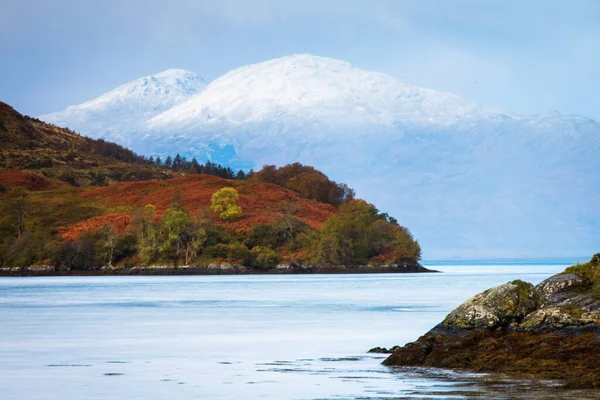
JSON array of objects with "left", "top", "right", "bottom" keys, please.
[
  {"left": 377, "top": 254, "right": 600, "bottom": 389},
  {"left": 0, "top": 261, "right": 437, "bottom": 277}
]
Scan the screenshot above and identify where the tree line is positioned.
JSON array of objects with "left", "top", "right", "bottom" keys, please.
[
  {"left": 149, "top": 155, "right": 253, "bottom": 180},
  {"left": 0, "top": 186, "right": 420, "bottom": 270}
]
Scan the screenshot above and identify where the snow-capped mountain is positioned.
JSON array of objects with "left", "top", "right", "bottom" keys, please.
[
  {"left": 149, "top": 54, "right": 500, "bottom": 129},
  {"left": 40, "top": 68, "right": 205, "bottom": 145},
  {"left": 39, "top": 55, "right": 600, "bottom": 259}
]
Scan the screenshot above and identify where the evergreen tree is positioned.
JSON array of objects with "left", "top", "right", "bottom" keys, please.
[
  {"left": 235, "top": 170, "right": 247, "bottom": 180},
  {"left": 182, "top": 156, "right": 189, "bottom": 170},
  {"left": 190, "top": 158, "right": 201, "bottom": 174},
  {"left": 164, "top": 155, "right": 173, "bottom": 169},
  {"left": 172, "top": 154, "right": 183, "bottom": 171}
]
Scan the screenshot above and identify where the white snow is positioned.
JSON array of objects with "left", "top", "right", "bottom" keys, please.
[
  {"left": 149, "top": 54, "right": 502, "bottom": 130},
  {"left": 40, "top": 69, "right": 205, "bottom": 144}
]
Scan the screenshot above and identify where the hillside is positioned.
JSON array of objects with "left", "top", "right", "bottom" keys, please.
[
  {"left": 59, "top": 174, "right": 338, "bottom": 241},
  {"left": 0, "top": 101, "right": 173, "bottom": 187},
  {"left": 1, "top": 101, "right": 422, "bottom": 274},
  {"left": 38, "top": 54, "right": 600, "bottom": 259},
  {"left": 0, "top": 170, "right": 420, "bottom": 273}
]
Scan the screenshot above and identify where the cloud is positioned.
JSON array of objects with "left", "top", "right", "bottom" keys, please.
[{"left": 1, "top": 0, "right": 599, "bottom": 119}]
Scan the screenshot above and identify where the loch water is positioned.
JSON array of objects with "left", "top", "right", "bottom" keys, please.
[{"left": 2, "top": 263, "right": 599, "bottom": 399}]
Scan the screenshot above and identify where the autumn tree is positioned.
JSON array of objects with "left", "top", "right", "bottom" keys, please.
[
  {"left": 252, "top": 163, "right": 354, "bottom": 207},
  {"left": 253, "top": 164, "right": 277, "bottom": 184},
  {"left": 210, "top": 187, "right": 242, "bottom": 220}
]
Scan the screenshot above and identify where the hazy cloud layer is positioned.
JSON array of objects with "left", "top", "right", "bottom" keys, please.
[{"left": 1, "top": 0, "right": 599, "bottom": 120}]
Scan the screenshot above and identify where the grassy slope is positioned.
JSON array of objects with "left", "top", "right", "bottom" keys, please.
[
  {"left": 0, "top": 101, "right": 173, "bottom": 186},
  {"left": 564, "top": 253, "right": 600, "bottom": 297}
]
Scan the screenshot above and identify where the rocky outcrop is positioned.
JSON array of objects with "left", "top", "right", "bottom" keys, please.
[
  {"left": 442, "top": 280, "right": 539, "bottom": 330},
  {"left": 535, "top": 273, "right": 589, "bottom": 302},
  {"left": 382, "top": 254, "right": 600, "bottom": 389}
]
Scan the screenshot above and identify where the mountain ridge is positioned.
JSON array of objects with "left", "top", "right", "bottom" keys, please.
[
  {"left": 148, "top": 54, "right": 503, "bottom": 130},
  {"left": 40, "top": 68, "right": 206, "bottom": 144}
]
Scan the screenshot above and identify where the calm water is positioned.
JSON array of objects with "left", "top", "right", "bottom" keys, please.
[{"left": 1, "top": 264, "right": 599, "bottom": 399}]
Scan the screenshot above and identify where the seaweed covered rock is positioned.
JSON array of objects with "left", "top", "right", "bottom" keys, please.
[
  {"left": 382, "top": 254, "right": 600, "bottom": 389},
  {"left": 367, "top": 346, "right": 399, "bottom": 354}
]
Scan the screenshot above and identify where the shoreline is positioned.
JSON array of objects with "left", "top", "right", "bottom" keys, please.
[{"left": 0, "top": 263, "right": 438, "bottom": 277}]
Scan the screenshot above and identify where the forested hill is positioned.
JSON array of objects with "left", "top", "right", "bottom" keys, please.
[{"left": 0, "top": 101, "right": 422, "bottom": 274}]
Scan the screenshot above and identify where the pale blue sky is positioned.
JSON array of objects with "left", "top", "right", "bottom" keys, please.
[{"left": 1, "top": 0, "right": 599, "bottom": 120}]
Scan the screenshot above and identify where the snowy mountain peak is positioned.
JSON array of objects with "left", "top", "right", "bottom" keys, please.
[
  {"left": 148, "top": 54, "right": 499, "bottom": 130},
  {"left": 39, "top": 69, "right": 205, "bottom": 141},
  {"left": 129, "top": 68, "right": 206, "bottom": 97},
  {"left": 153, "top": 68, "right": 198, "bottom": 79},
  {"left": 68, "top": 68, "right": 205, "bottom": 111},
  {"left": 263, "top": 53, "right": 353, "bottom": 68}
]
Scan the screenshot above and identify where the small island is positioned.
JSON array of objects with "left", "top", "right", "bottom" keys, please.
[
  {"left": 0, "top": 101, "right": 431, "bottom": 276},
  {"left": 378, "top": 254, "right": 600, "bottom": 389}
]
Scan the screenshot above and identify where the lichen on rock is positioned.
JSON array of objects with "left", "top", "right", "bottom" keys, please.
[
  {"left": 535, "top": 273, "right": 589, "bottom": 302},
  {"left": 520, "top": 306, "right": 583, "bottom": 331},
  {"left": 442, "top": 280, "right": 539, "bottom": 330}
]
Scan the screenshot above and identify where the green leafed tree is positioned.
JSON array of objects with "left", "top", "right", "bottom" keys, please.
[
  {"left": 2, "top": 188, "right": 28, "bottom": 238},
  {"left": 100, "top": 225, "right": 118, "bottom": 267},
  {"left": 392, "top": 226, "right": 422, "bottom": 263},
  {"left": 210, "top": 187, "right": 242, "bottom": 220},
  {"left": 310, "top": 200, "right": 421, "bottom": 266},
  {"left": 159, "top": 206, "right": 206, "bottom": 267},
  {"left": 135, "top": 205, "right": 161, "bottom": 264}
]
